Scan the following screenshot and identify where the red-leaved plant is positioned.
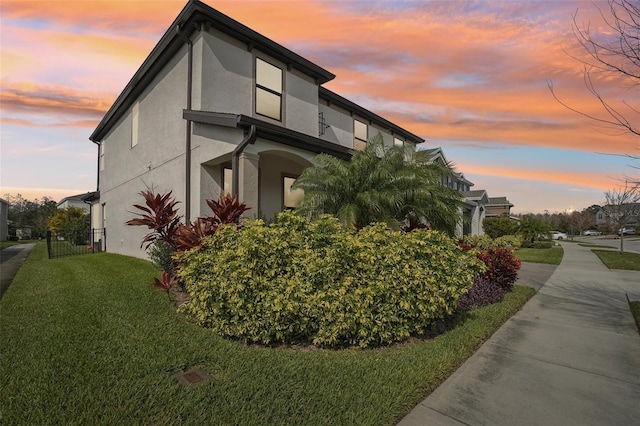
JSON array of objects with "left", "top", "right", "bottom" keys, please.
[
  {"left": 125, "top": 190, "right": 182, "bottom": 250},
  {"left": 127, "top": 190, "right": 249, "bottom": 294},
  {"left": 175, "top": 193, "right": 250, "bottom": 251}
]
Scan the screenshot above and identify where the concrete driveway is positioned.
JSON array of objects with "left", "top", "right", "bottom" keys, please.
[{"left": 0, "top": 243, "right": 36, "bottom": 300}]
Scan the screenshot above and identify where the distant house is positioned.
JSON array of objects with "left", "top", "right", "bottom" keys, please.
[
  {"left": 16, "top": 226, "right": 32, "bottom": 240},
  {"left": 596, "top": 203, "right": 640, "bottom": 230},
  {"left": 486, "top": 197, "right": 514, "bottom": 218},
  {"left": 0, "top": 198, "right": 8, "bottom": 241},
  {"left": 422, "top": 147, "right": 498, "bottom": 237},
  {"left": 57, "top": 193, "right": 91, "bottom": 213}
]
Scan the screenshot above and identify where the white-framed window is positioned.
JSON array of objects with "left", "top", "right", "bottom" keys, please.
[
  {"left": 283, "top": 175, "right": 303, "bottom": 209},
  {"left": 99, "top": 142, "right": 105, "bottom": 171},
  {"left": 222, "top": 166, "right": 233, "bottom": 195},
  {"left": 255, "top": 58, "right": 282, "bottom": 121},
  {"left": 354, "top": 119, "right": 367, "bottom": 151},
  {"left": 131, "top": 101, "right": 139, "bottom": 148},
  {"left": 394, "top": 137, "right": 404, "bottom": 147}
]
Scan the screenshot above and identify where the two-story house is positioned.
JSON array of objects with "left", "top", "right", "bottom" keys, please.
[{"left": 89, "top": 0, "right": 425, "bottom": 258}]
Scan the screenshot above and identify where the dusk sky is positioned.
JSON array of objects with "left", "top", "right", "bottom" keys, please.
[{"left": 1, "top": 0, "right": 637, "bottom": 213}]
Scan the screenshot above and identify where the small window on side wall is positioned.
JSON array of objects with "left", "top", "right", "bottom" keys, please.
[
  {"left": 354, "top": 119, "right": 367, "bottom": 151},
  {"left": 131, "top": 102, "right": 139, "bottom": 148},
  {"left": 394, "top": 137, "right": 404, "bottom": 147},
  {"left": 256, "top": 58, "right": 282, "bottom": 121},
  {"left": 283, "top": 176, "right": 303, "bottom": 209},
  {"left": 222, "top": 166, "right": 233, "bottom": 195}
]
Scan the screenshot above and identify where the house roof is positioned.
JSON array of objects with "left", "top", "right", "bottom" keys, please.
[
  {"left": 183, "top": 110, "right": 352, "bottom": 159},
  {"left": 57, "top": 192, "right": 99, "bottom": 208},
  {"left": 421, "top": 147, "right": 474, "bottom": 186},
  {"left": 487, "top": 196, "right": 513, "bottom": 207},
  {"left": 90, "top": 0, "right": 335, "bottom": 143},
  {"left": 319, "top": 88, "right": 424, "bottom": 145}
]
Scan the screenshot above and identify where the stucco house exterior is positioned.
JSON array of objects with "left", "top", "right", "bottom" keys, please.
[{"left": 89, "top": 0, "right": 429, "bottom": 258}]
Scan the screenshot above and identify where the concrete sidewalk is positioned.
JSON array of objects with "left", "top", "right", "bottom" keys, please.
[
  {"left": 398, "top": 242, "right": 640, "bottom": 425},
  {"left": 0, "top": 243, "right": 36, "bottom": 300}
]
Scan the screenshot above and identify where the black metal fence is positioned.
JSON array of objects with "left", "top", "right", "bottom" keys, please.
[{"left": 46, "top": 228, "right": 106, "bottom": 259}]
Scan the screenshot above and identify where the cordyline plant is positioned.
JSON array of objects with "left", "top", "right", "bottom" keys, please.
[
  {"left": 125, "top": 190, "right": 182, "bottom": 250},
  {"left": 127, "top": 190, "right": 249, "bottom": 295}
]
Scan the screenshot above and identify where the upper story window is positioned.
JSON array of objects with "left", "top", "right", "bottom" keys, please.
[
  {"left": 256, "top": 58, "right": 282, "bottom": 121},
  {"left": 394, "top": 137, "right": 404, "bottom": 147},
  {"left": 354, "top": 119, "right": 367, "bottom": 151}
]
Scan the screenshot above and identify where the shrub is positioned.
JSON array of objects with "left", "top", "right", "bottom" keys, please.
[
  {"left": 177, "top": 211, "right": 484, "bottom": 348},
  {"left": 457, "top": 277, "right": 507, "bottom": 311},
  {"left": 493, "top": 234, "right": 523, "bottom": 249},
  {"left": 477, "top": 247, "right": 521, "bottom": 290}
]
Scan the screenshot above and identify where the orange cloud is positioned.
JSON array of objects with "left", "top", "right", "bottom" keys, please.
[{"left": 457, "top": 163, "right": 620, "bottom": 192}]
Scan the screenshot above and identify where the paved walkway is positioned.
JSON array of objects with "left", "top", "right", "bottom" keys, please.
[
  {"left": 398, "top": 242, "right": 640, "bottom": 425},
  {"left": 0, "top": 243, "right": 36, "bottom": 300}
]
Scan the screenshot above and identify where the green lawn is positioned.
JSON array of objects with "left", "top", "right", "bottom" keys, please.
[
  {"left": 0, "top": 244, "right": 534, "bottom": 425},
  {"left": 592, "top": 249, "right": 640, "bottom": 271},
  {"left": 514, "top": 247, "right": 564, "bottom": 265}
]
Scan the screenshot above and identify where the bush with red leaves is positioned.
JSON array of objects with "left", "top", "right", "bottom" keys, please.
[{"left": 476, "top": 247, "right": 521, "bottom": 290}]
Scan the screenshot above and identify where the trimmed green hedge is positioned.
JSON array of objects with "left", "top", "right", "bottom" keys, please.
[{"left": 177, "top": 212, "right": 484, "bottom": 348}]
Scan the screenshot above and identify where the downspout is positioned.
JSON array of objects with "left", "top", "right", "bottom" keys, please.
[
  {"left": 90, "top": 140, "right": 100, "bottom": 193},
  {"left": 232, "top": 125, "right": 257, "bottom": 198},
  {"left": 176, "top": 24, "right": 193, "bottom": 222}
]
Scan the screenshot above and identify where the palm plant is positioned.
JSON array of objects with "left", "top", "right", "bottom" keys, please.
[{"left": 292, "top": 134, "right": 462, "bottom": 234}]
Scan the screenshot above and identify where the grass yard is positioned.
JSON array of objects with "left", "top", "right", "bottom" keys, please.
[
  {"left": 514, "top": 247, "right": 564, "bottom": 265},
  {"left": 592, "top": 249, "right": 640, "bottom": 271},
  {"left": 0, "top": 243, "right": 534, "bottom": 425}
]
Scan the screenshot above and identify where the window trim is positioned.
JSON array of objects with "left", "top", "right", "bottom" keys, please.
[
  {"left": 282, "top": 173, "right": 302, "bottom": 210},
  {"left": 255, "top": 57, "right": 283, "bottom": 121},
  {"left": 354, "top": 119, "right": 368, "bottom": 151}
]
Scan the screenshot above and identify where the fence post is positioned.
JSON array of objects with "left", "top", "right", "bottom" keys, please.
[{"left": 46, "top": 230, "right": 52, "bottom": 259}]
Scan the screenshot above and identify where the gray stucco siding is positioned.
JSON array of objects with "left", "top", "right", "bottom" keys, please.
[
  {"left": 284, "top": 68, "right": 320, "bottom": 136},
  {"left": 198, "top": 30, "right": 253, "bottom": 115}
]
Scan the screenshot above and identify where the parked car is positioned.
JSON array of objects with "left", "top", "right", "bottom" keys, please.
[
  {"left": 617, "top": 227, "right": 636, "bottom": 236},
  {"left": 583, "top": 230, "right": 601, "bottom": 236},
  {"left": 551, "top": 231, "right": 568, "bottom": 240}
]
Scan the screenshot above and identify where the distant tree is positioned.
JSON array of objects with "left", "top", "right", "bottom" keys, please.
[
  {"left": 483, "top": 216, "right": 518, "bottom": 238},
  {"left": 548, "top": 0, "right": 639, "bottom": 138},
  {"left": 570, "top": 210, "right": 596, "bottom": 236},
  {"left": 4, "top": 193, "right": 58, "bottom": 238},
  {"left": 292, "top": 134, "right": 463, "bottom": 234},
  {"left": 48, "top": 207, "right": 90, "bottom": 244},
  {"left": 603, "top": 181, "right": 640, "bottom": 253},
  {"left": 517, "top": 215, "right": 551, "bottom": 246}
]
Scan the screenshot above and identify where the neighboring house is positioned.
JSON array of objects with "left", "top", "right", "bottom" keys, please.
[
  {"left": 89, "top": 0, "right": 424, "bottom": 258},
  {"left": 461, "top": 190, "right": 489, "bottom": 237},
  {"left": 596, "top": 203, "right": 640, "bottom": 230},
  {"left": 16, "top": 226, "right": 32, "bottom": 240},
  {"left": 486, "top": 197, "right": 514, "bottom": 218},
  {"left": 0, "top": 198, "right": 8, "bottom": 241},
  {"left": 57, "top": 193, "right": 92, "bottom": 213},
  {"left": 422, "top": 147, "right": 492, "bottom": 237}
]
